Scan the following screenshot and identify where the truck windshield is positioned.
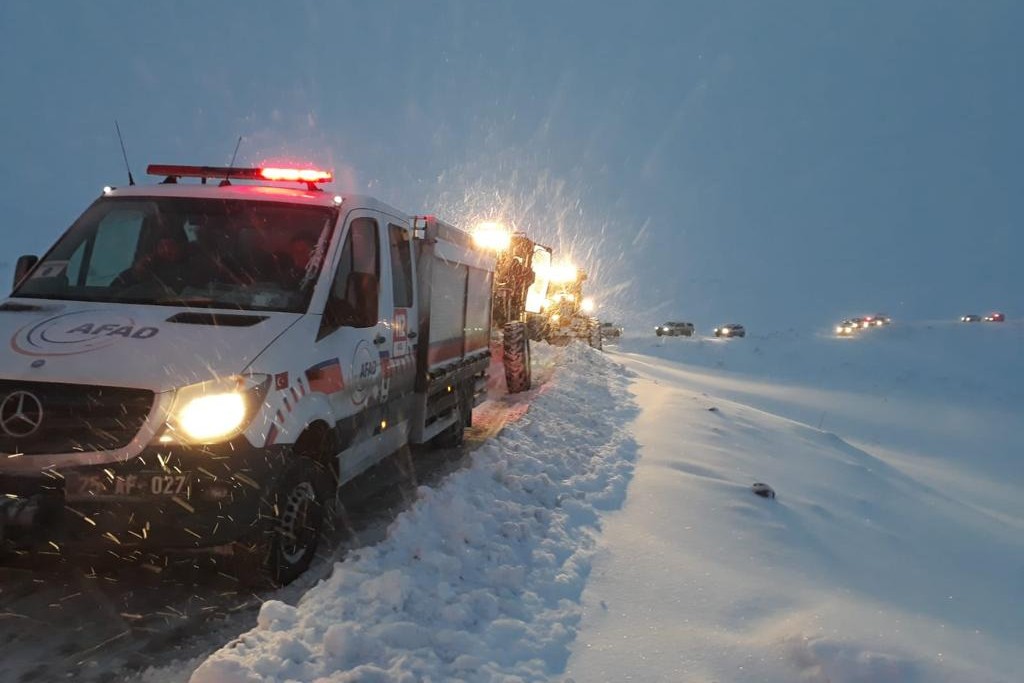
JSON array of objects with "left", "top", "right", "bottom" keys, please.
[{"left": 13, "top": 196, "right": 337, "bottom": 313}]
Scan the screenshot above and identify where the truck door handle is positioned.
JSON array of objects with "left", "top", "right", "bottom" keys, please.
[
  {"left": 407, "top": 331, "right": 417, "bottom": 339},
  {"left": 374, "top": 335, "right": 386, "bottom": 345}
]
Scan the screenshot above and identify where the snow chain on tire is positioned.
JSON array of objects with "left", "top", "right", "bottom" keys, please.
[{"left": 503, "top": 321, "right": 532, "bottom": 394}]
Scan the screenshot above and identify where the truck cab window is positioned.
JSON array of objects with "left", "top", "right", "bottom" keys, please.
[
  {"left": 322, "top": 217, "right": 380, "bottom": 335},
  {"left": 388, "top": 224, "right": 413, "bottom": 308},
  {"left": 14, "top": 197, "right": 336, "bottom": 313},
  {"left": 86, "top": 210, "right": 146, "bottom": 286}
]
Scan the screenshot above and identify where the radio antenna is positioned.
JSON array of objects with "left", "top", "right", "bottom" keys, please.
[
  {"left": 114, "top": 120, "right": 135, "bottom": 186},
  {"left": 220, "top": 136, "right": 243, "bottom": 186}
]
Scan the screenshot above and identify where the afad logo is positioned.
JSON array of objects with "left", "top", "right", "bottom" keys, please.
[{"left": 11, "top": 310, "right": 160, "bottom": 357}]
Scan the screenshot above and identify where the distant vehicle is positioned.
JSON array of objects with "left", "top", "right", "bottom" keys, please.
[
  {"left": 655, "top": 321, "right": 694, "bottom": 337},
  {"left": 835, "top": 319, "right": 858, "bottom": 335},
  {"left": 984, "top": 312, "right": 1005, "bottom": 322},
  {"left": 868, "top": 314, "right": 891, "bottom": 326},
  {"left": 960, "top": 314, "right": 982, "bottom": 323},
  {"left": 714, "top": 323, "right": 745, "bottom": 338},
  {"left": 850, "top": 317, "right": 871, "bottom": 329},
  {"left": 600, "top": 322, "right": 623, "bottom": 339}
]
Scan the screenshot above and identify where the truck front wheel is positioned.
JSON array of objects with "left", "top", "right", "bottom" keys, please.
[
  {"left": 232, "top": 455, "right": 330, "bottom": 586},
  {"left": 503, "top": 321, "right": 532, "bottom": 394}
]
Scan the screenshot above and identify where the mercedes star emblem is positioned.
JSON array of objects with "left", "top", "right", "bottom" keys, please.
[{"left": 0, "top": 390, "right": 44, "bottom": 437}]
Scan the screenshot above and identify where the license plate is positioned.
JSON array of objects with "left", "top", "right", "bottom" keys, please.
[{"left": 65, "top": 471, "right": 193, "bottom": 501}]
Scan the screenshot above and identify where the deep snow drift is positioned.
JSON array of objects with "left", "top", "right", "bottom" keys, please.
[{"left": 147, "top": 321, "right": 1021, "bottom": 682}]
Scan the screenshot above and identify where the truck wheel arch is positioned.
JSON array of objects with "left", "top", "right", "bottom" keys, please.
[{"left": 293, "top": 420, "right": 340, "bottom": 485}]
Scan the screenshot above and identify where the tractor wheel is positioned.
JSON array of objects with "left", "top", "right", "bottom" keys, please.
[
  {"left": 526, "top": 316, "right": 547, "bottom": 342},
  {"left": 503, "top": 321, "right": 532, "bottom": 394}
]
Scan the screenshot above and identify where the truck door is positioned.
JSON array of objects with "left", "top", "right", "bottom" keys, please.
[
  {"left": 382, "top": 222, "right": 418, "bottom": 429},
  {"left": 315, "top": 213, "right": 385, "bottom": 438}
]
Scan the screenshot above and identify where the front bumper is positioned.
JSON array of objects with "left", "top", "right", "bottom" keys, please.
[{"left": 0, "top": 439, "right": 291, "bottom": 552}]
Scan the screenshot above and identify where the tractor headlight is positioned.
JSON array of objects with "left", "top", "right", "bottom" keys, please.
[
  {"left": 472, "top": 221, "right": 512, "bottom": 251},
  {"left": 160, "top": 374, "right": 270, "bottom": 445}
]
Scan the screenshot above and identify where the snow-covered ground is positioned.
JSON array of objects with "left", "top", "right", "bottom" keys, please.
[
  {"left": 568, "top": 324, "right": 1023, "bottom": 682},
  {"left": 139, "top": 320, "right": 1022, "bottom": 682}
]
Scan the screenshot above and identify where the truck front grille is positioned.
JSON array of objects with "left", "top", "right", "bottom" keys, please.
[{"left": 0, "top": 380, "right": 154, "bottom": 455}]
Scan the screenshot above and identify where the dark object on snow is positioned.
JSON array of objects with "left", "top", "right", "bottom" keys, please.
[
  {"left": 751, "top": 482, "right": 775, "bottom": 499},
  {"left": 707, "top": 406, "right": 719, "bottom": 412}
]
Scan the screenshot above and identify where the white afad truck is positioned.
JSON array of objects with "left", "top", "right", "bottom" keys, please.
[{"left": 0, "top": 164, "right": 495, "bottom": 583}]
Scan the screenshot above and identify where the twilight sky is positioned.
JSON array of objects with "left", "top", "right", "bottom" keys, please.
[{"left": 1, "top": 1, "right": 1020, "bottom": 330}]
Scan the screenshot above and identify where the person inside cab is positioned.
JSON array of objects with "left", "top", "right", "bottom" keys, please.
[
  {"left": 182, "top": 213, "right": 274, "bottom": 287},
  {"left": 113, "top": 234, "right": 188, "bottom": 294},
  {"left": 277, "top": 235, "right": 315, "bottom": 289}
]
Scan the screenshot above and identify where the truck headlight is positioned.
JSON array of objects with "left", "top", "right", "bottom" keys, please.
[{"left": 161, "top": 374, "right": 270, "bottom": 444}]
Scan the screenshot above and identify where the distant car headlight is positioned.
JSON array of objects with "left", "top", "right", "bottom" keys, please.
[{"left": 161, "top": 374, "right": 270, "bottom": 444}]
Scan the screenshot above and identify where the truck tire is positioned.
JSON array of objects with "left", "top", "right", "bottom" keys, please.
[
  {"left": 588, "top": 319, "right": 603, "bottom": 350},
  {"left": 503, "top": 321, "right": 532, "bottom": 394},
  {"left": 232, "top": 455, "right": 330, "bottom": 587},
  {"left": 432, "top": 388, "right": 468, "bottom": 448}
]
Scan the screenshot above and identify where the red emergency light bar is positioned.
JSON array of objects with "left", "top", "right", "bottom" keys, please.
[
  {"left": 259, "top": 167, "right": 333, "bottom": 183},
  {"left": 146, "top": 164, "right": 334, "bottom": 188}
]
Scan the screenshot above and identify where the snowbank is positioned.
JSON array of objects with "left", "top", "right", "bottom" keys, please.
[{"left": 191, "top": 345, "right": 638, "bottom": 683}]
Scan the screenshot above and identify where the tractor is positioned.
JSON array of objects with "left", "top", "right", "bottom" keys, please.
[
  {"left": 537, "top": 263, "right": 602, "bottom": 350},
  {"left": 474, "top": 224, "right": 553, "bottom": 393}
]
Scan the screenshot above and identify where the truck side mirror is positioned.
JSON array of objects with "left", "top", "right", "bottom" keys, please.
[{"left": 13, "top": 254, "right": 38, "bottom": 289}]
